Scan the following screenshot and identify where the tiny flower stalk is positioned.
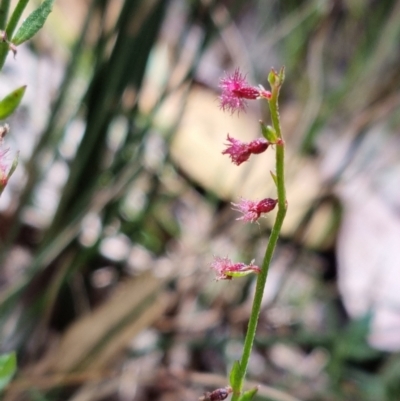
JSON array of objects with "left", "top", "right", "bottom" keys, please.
[
  {"left": 215, "top": 67, "right": 287, "bottom": 401},
  {"left": 211, "top": 257, "right": 261, "bottom": 281}
]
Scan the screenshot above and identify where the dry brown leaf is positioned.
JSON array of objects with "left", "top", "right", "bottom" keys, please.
[{"left": 45, "top": 273, "right": 170, "bottom": 372}]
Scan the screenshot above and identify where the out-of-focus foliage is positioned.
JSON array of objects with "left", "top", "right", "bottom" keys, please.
[
  {"left": 0, "top": 352, "right": 16, "bottom": 393},
  {"left": 11, "top": 0, "right": 55, "bottom": 45},
  {"left": 0, "top": 86, "right": 26, "bottom": 120},
  {"left": 0, "top": 0, "right": 400, "bottom": 400}
]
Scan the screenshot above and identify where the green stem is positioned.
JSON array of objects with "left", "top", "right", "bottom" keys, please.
[
  {"left": 0, "top": 0, "right": 11, "bottom": 70},
  {"left": 0, "top": 41, "right": 9, "bottom": 71},
  {"left": 0, "top": 0, "right": 29, "bottom": 70},
  {"left": 6, "top": 0, "right": 29, "bottom": 38},
  {"left": 232, "top": 79, "right": 287, "bottom": 400},
  {"left": 0, "top": 0, "right": 10, "bottom": 29}
]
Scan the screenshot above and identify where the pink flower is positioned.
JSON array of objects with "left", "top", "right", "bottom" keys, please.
[
  {"left": 222, "top": 134, "right": 269, "bottom": 165},
  {"left": 211, "top": 256, "right": 261, "bottom": 280},
  {"left": 0, "top": 146, "right": 18, "bottom": 192},
  {"left": 232, "top": 198, "right": 278, "bottom": 223},
  {"left": 219, "top": 68, "right": 261, "bottom": 114},
  {"left": 0, "top": 148, "right": 10, "bottom": 187}
]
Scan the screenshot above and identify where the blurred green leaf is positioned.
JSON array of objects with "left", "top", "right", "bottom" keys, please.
[
  {"left": 0, "top": 352, "right": 17, "bottom": 392},
  {"left": 239, "top": 386, "right": 259, "bottom": 401},
  {"left": 0, "top": 86, "right": 26, "bottom": 120},
  {"left": 12, "top": 0, "right": 55, "bottom": 45},
  {"left": 346, "top": 370, "right": 386, "bottom": 401},
  {"left": 336, "top": 314, "right": 380, "bottom": 361},
  {"left": 381, "top": 357, "right": 400, "bottom": 401}
]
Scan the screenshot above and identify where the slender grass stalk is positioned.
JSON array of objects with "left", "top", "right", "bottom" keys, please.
[
  {"left": 0, "top": 0, "right": 11, "bottom": 71},
  {"left": 0, "top": 0, "right": 10, "bottom": 29},
  {"left": 232, "top": 73, "right": 287, "bottom": 400},
  {"left": 5, "top": 0, "right": 29, "bottom": 38},
  {"left": 0, "top": 0, "right": 11, "bottom": 69}
]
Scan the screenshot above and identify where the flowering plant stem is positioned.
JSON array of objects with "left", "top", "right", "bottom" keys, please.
[{"left": 232, "top": 70, "right": 287, "bottom": 400}]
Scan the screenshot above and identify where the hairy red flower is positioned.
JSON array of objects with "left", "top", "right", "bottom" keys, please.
[
  {"left": 222, "top": 134, "right": 269, "bottom": 165},
  {"left": 232, "top": 197, "right": 278, "bottom": 223},
  {"left": 219, "top": 68, "right": 261, "bottom": 114}
]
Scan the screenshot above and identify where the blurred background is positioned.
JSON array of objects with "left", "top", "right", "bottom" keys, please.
[{"left": 1, "top": 0, "right": 400, "bottom": 400}]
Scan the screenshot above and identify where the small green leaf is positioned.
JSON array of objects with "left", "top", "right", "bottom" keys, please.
[
  {"left": 260, "top": 120, "right": 278, "bottom": 143},
  {"left": 0, "top": 352, "right": 17, "bottom": 392},
  {"left": 12, "top": 0, "right": 55, "bottom": 45},
  {"left": 0, "top": 86, "right": 26, "bottom": 120},
  {"left": 229, "top": 360, "right": 242, "bottom": 392},
  {"left": 278, "top": 66, "right": 286, "bottom": 83},
  {"left": 270, "top": 171, "right": 278, "bottom": 187},
  {"left": 238, "top": 386, "right": 259, "bottom": 401},
  {"left": 7, "top": 151, "right": 19, "bottom": 179}
]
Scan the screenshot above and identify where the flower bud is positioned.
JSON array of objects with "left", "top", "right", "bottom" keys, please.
[
  {"left": 222, "top": 135, "right": 269, "bottom": 165},
  {"left": 259, "top": 120, "right": 278, "bottom": 143},
  {"left": 268, "top": 66, "right": 285, "bottom": 89},
  {"left": 199, "top": 386, "right": 233, "bottom": 401},
  {"left": 232, "top": 197, "right": 277, "bottom": 223}
]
